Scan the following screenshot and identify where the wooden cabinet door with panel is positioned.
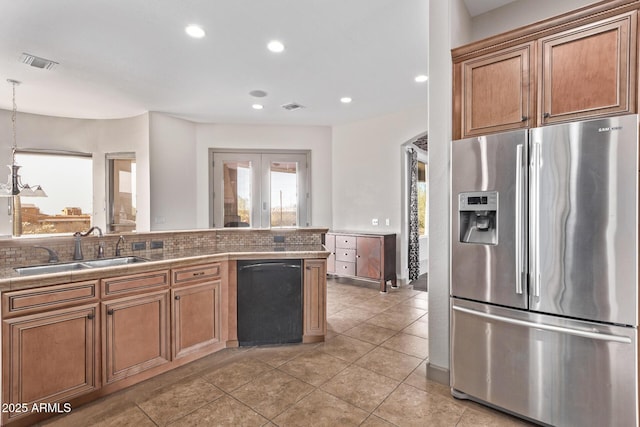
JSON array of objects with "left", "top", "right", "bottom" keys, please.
[
  {"left": 356, "top": 236, "right": 382, "bottom": 280},
  {"left": 325, "top": 233, "right": 335, "bottom": 274},
  {"left": 172, "top": 281, "right": 221, "bottom": 359},
  {"left": 2, "top": 304, "right": 99, "bottom": 424},
  {"left": 102, "top": 290, "right": 170, "bottom": 384},
  {"left": 457, "top": 43, "right": 533, "bottom": 138},
  {"left": 303, "top": 259, "right": 326, "bottom": 342},
  {"left": 539, "top": 12, "right": 636, "bottom": 125}
]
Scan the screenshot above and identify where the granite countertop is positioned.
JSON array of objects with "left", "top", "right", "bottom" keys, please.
[{"left": 0, "top": 244, "right": 330, "bottom": 292}]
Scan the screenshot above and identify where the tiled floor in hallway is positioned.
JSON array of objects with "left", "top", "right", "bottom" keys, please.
[{"left": 40, "top": 277, "right": 532, "bottom": 426}]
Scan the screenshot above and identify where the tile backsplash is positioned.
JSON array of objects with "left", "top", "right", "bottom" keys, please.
[{"left": 0, "top": 228, "right": 326, "bottom": 269}]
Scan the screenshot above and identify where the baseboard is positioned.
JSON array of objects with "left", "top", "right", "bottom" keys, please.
[{"left": 426, "top": 362, "right": 450, "bottom": 386}]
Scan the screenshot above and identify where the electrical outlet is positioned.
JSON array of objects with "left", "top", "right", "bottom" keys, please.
[
  {"left": 132, "top": 241, "right": 146, "bottom": 251},
  {"left": 150, "top": 240, "right": 164, "bottom": 249},
  {"left": 372, "top": 218, "right": 379, "bottom": 226},
  {"left": 385, "top": 218, "right": 390, "bottom": 226},
  {"left": 274, "top": 235, "right": 285, "bottom": 243}
]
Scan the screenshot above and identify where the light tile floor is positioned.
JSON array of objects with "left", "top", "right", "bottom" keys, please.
[{"left": 40, "top": 277, "right": 534, "bottom": 426}]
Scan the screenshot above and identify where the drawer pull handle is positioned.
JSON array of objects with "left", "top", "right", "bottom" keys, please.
[
  {"left": 87, "top": 313, "right": 94, "bottom": 320},
  {"left": 107, "top": 309, "right": 114, "bottom": 315},
  {"left": 192, "top": 271, "right": 205, "bottom": 277},
  {"left": 175, "top": 295, "right": 181, "bottom": 300}
]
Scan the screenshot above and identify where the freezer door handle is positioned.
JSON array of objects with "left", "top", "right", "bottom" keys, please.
[
  {"left": 530, "top": 142, "right": 541, "bottom": 298},
  {"left": 452, "top": 305, "right": 632, "bottom": 344},
  {"left": 515, "top": 144, "right": 524, "bottom": 295}
]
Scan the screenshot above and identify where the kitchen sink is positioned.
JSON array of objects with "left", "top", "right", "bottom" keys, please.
[
  {"left": 14, "top": 256, "right": 149, "bottom": 276},
  {"left": 14, "top": 262, "right": 92, "bottom": 276},
  {"left": 81, "top": 256, "right": 148, "bottom": 268}
]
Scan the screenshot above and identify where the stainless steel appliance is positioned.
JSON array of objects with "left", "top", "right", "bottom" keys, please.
[{"left": 450, "top": 114, "right": 639, "bottom": 427}]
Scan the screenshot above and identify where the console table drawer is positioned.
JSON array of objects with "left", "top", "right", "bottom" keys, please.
[
  {"left": 335, "top": 249, "right": 356, "bottom": 262},
  {"left": 335, "top": 235, "right": 356, "bottom": 249},
  {"left": 335, "top": 261, "right": 355, "bottom": 276}
]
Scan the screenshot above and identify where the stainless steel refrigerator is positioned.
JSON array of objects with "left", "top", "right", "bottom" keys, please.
[{"left": 450, "top": 114, "right": 639, "bottom": 427}]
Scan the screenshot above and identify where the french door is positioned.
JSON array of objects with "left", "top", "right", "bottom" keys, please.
[{"left": 211, "top": 152, "right": 309, "bottom": 228}]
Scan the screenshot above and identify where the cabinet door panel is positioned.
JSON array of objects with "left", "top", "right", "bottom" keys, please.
[
  {"left": 304, "top": 259, "right": 326, "bottom": 340},
  {"left": 325, "top": 234, "right": 335, "bottom": 274},
  {"left": 461, "top": 43, "right": 533, "bottom": 137},
  {"left": 356, "top": 237, "right": 381, "bottom": 280},
  {"left": 102, "top": 291, "right": 169, "bottom": 384},
  {"left": 540, "top": 12, "right": 635, "bottom": 124},
  {"left": 172, "top": 281, "right": 221, "bottom": 359},
  {"left": 3, "top": 304, "right": 99, "bottom": 423}
]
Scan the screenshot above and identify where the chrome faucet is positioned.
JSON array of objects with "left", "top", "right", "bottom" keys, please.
[
  {"left": 73, "top": 226, "right": 104, "bottom": 260},
  {"left": 34, "top": 246, "right": 59, "bottom": 263},
  {"left": 115, "top": 235, "right": 125, "bottom": 257}
]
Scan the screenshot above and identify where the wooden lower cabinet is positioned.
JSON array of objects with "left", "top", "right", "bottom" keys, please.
[
  {"left": 2, "top": 304, "right": 100, "bottom": 424},
  {"left": 326, "top": 231, "right": 397, "bottom": 292},
  {"left": 172, "top": 281, "right": 221, "bottom": 359},
  {"left": 102, "top": 290, "right": 170, "bottom": 384},
  {"left": 303, "top": 259, "right": 326, "bottom": 342}
]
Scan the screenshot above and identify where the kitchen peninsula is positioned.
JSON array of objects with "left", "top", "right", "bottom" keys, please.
[{"left": 0, "top": 227, "right": 329, "bottom": 427}]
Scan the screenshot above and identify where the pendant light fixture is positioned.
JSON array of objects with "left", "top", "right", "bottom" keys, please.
[{"left": 0, "top": 79, "right": 46, "bottom": 198}]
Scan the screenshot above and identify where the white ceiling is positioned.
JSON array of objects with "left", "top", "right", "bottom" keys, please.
[
  {"left": 0, "top": 1, "right": 512, "bottom": 126},
  {"left": 0, "top": 0, "right": 429, "bottom": 126}
]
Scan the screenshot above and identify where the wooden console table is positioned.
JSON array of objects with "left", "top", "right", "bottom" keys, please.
[{"left": 325, "top": 231, "right": 396, "bottom": 293}]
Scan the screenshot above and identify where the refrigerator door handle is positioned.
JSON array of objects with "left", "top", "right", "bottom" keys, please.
[
  {"left": 452, "top": 305, "right": 632, "bottom": 344},
  {"left": 530, "top": 141, "right": 541, "bottom": 298},
  {"left": 515, "top": 144, "right": 524, "bottom": 294}
]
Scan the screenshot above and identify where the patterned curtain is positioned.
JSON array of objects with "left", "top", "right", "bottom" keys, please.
[{"left": 408, "top": 148, "right": 420, "bottom": 281}]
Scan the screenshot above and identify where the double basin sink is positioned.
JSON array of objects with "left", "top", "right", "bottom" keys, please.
[{"left": 14, "top": 256, "right": 148, "bottom": 276}]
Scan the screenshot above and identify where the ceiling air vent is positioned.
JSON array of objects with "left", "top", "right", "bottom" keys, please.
[
  {"left": 281, "top": 102, "right": 305, "bottom": 111},
  {"left": 20, "top": 53, "right": 58, "bottom": 70}
]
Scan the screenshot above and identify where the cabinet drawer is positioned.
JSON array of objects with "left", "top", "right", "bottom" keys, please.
[
  {"left": 335, "top": 249, "right": 356, "bottom": 262},
  {"left": 335, "top": 261, "right": 355, "bottom": 276},
  {"left": 3, "top": 280, "right": 98, "bottom": 317},
  {"left": 335, "top": 235, "right": 356, "bottom": 249},
  {"left": 172, "top": 263, "right": 221, "bottom": 287},
  {"left": 101, "top": 270, "right": 169, "bottom": 299}
]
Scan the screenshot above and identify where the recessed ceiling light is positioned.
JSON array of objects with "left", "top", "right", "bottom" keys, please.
[
  {"left": 415, "top": 74, "right": 428, "bottom": 83},
  {"left": 252, "top": 104, "right": 264, "bottom": 110},
  {"left": 267, "top": 40, "right": 285, "bottom": 53},
  {"left": 185, "top": 25, "right": 205, "bottom": 39},
  {"left": 249, "top": 90, "right": 268, "bottom": 98},
  {"left": 340, "top": 97, "right": 352, "bottom": 104}
]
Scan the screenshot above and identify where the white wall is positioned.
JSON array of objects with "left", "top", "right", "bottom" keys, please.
[
  {"left": 332, "top": 105, "right": 427, "bottom": 282},
  {"left": 471, "top": 0, "right": 599, "bottom": 42},
  {"left": 148, "top": 113, "right": 197, "bottom": 230},
  {"left": 427, "top": 0, "right": 472, "bottom": 381},
  {"left": 195, "top": 123, "right": 333, "bottom": 228},
  {"left": 0, "top": 110, "right": 150, "bottom": 235}
]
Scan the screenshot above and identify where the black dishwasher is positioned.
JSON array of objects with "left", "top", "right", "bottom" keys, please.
[{"left": 237, "top": 259, "right": 303, "bottom": 346}]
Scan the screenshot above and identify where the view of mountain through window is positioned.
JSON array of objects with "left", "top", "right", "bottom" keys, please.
[{"left": 15, "top": 152, "right": 92, "bottom": 235}]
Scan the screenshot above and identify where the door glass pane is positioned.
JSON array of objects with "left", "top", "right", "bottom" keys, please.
[
  {"left": 270, "top": 161, "right": 298, "bottom": 227},
  {"left": 223, "top": 161, "right": 252, "bottom": 227},
  {"left": 108, "top": 157, "right": 136, "bottom": 233}
]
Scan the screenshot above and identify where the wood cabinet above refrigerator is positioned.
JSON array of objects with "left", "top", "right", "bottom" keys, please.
[{"left": 452, "top": 2, "right": 638, "bottom": 139}]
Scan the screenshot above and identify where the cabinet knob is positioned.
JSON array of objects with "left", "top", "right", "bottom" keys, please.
[
  {"left": 543, "top": 112, "right": 550, "bottom": 118},
  {"left": 175, "top": 295, "right": 181, "bottom": 300},
  {"left": 87, "top": 313, "right": 94, "bottom": 320},
  {"left": 107, "top": 309, "right": 114, "bottom": 315},
  {"left": 521, "top": 116, "right": 528, "bottom": 122}
]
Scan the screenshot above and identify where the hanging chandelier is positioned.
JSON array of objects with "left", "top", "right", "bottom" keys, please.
[{"left": 0, "top": 79, "right": 46, "bottom": 197}]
